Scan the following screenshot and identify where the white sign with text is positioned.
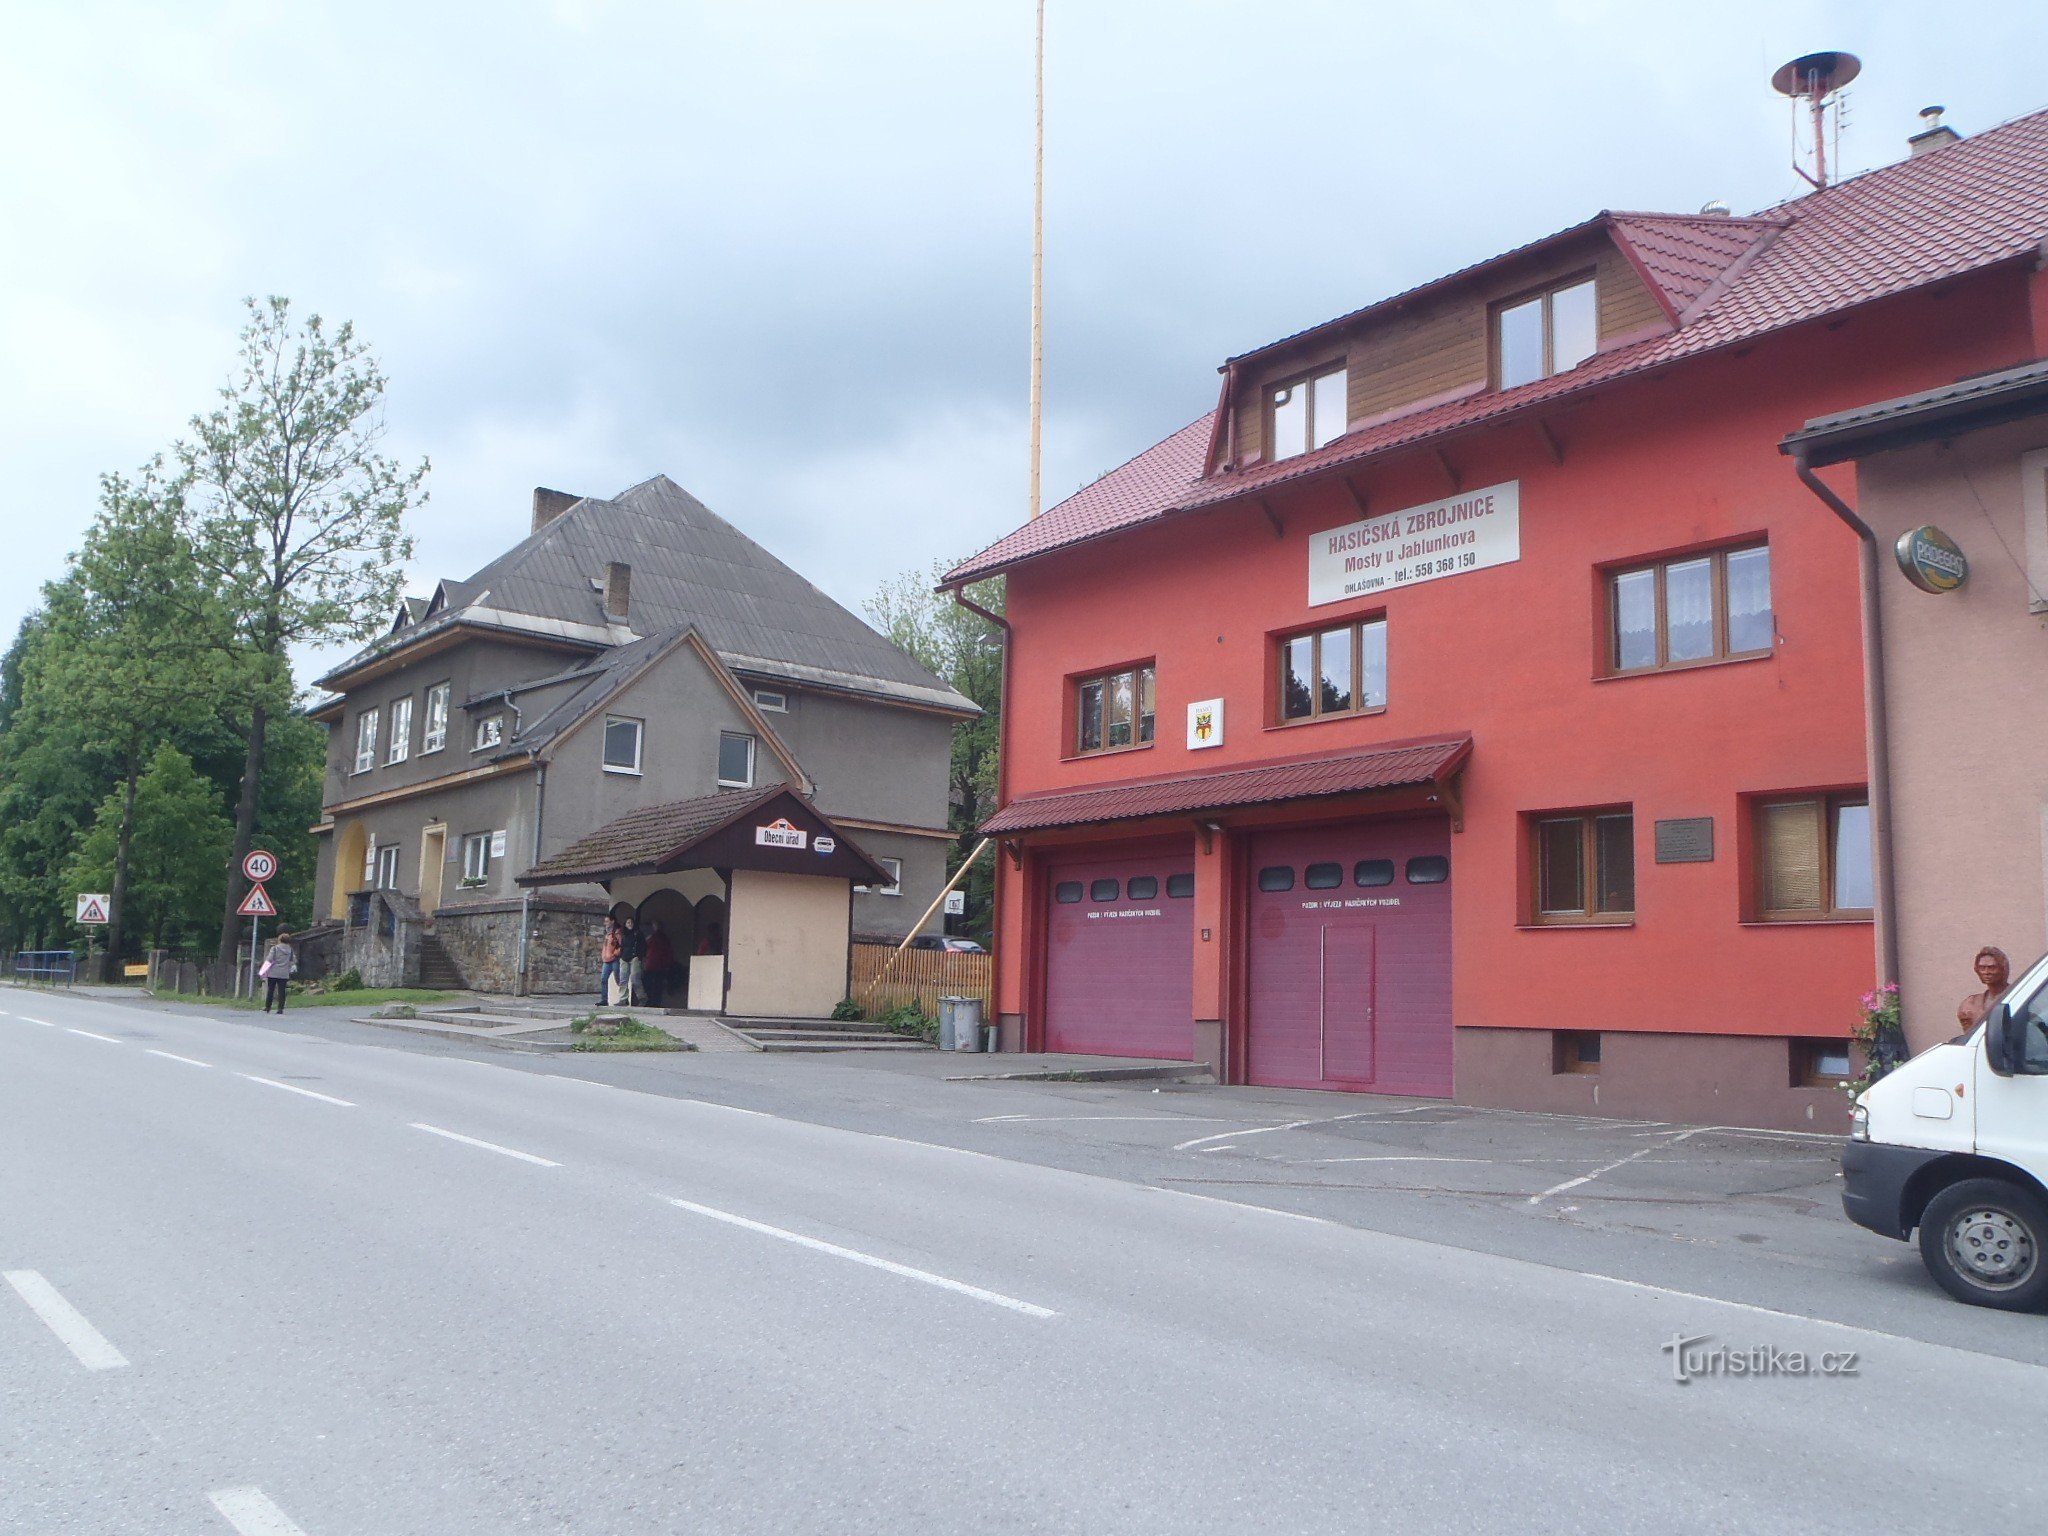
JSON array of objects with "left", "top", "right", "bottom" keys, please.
[{"left": 1308, "top": 480, "right": 1520, "bottom": 607}]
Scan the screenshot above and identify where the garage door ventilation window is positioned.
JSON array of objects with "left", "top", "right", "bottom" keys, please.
[
  {"left": 1090, "top": 878, "right": 1121, "bottom": 902},
  {"left": 1166, "top": 873, "right": 1195, "bottom": 898},
  {"left": 1355, "top": 859, "right": 1395, "bottom": 887},
  {"left": 1054, "top": 881, "right": 1084, "bottom": 904},
  {"left": 1257, "top": 866, "right": 1296, "bottom": 892},
  {"left": 1406, "top": 856, "right": 1450, "bottom": 884},
  {"left": 1127, "top": 876, "right": 1160, "bottom": 900},
  {"left": 1305, "top": 862, "right": 1344, "bottom": 889}
]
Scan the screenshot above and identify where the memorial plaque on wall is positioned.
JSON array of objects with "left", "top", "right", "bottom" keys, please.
[{"left": 1654, "top": 817, "right": 1715, "bottom": 864}]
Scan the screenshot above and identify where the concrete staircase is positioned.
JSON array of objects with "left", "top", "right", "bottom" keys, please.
[
  {"left": 418, "top": 934, "right": 464, "bottom": 991},
  {"left": 718, "top": 1016, "right": 933, "bottom": 1052}
]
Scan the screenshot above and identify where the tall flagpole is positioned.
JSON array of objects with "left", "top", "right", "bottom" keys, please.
[{"left": 1028, "top": 0, "right": 1045, "bottom": 519}]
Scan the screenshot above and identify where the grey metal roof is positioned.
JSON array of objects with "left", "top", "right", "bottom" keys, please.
[
  {"left": 1782, "top": 358, "right": 2048, "bottom": 466},
  {"left": 320, "top": 475, "right": 978, "bottom": 716}
]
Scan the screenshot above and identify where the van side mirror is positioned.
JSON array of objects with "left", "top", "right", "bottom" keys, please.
[{"left": 1986, "top": 1003, "right": 2025, "bottom": 1077}]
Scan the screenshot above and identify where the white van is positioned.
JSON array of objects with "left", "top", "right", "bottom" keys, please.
[{"left": 1843, "top": 953, "right": 2048, "bottom": 1309}]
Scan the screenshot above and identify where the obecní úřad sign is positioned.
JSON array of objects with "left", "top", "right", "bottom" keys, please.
[{"left": 1308, "top": 480, "right": 1520, "bottom": 607}]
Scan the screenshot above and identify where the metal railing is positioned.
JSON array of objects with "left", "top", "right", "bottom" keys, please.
[{"left": 13, "top": 950, "right": 77, "bottom": 987}]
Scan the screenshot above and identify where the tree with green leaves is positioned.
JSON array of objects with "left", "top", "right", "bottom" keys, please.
[
  {"left": 866, "top": 562, "right": 1004, "bottom": 940},
  {"left": 34, "top": 469, "right": 231, "bottom": 973},
  {"left": 178, "top": 296, "right": 428, "bottom": 963},
  {"left": 65, "top": 744, "right": 232, "bottom": 955}
]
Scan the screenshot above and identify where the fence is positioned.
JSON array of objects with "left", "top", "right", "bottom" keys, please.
[
  {"left": 11, "top": 950, "right": 77, "bottom": 987},
  {"left": 852, "top": 942, "right": 992, "bottom": 1017}
]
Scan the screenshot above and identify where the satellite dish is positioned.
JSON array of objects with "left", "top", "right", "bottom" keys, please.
[{"left": 1772, "top": 50, "right": 1861, "bottom": 99}]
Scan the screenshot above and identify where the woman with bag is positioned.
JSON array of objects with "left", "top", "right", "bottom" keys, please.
[{"left": 260, "top": 931, "right": 297, "bottom": 1014}]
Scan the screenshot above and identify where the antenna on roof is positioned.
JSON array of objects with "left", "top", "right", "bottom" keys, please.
[{"left": 1772, "top": 50, "right": 1861, "bottom": 190}]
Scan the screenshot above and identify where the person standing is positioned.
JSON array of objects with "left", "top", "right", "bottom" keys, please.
[
  {"left": 598, "top": 917, "right": 622, "bottom": 1007},
  {"left": 260, "top": 931, "right": 297, "bottom": 1014},
  {"left": 1957, "top": 946, "right": 2014, "bottom": 1035},
  {"left": 618, "top": 914, "right": 644, "bottom": 1006}
]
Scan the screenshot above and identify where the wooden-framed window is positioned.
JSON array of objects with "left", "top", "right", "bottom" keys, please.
[
  {"left": 387, "top": 696, "right": 413, "bottom": 765},
  {"left": 422, "top": 682, "right": 450, "bottom": 753},
  {"left": 1279, "top": 617, "right": 1387, "bottom": 723},
  {"left": 1074, "top": 663, "right": 1155, "bottom": 755},
  {"left": 1267, "top": 364, "right": 1347, "bottom": 461},
  {"left": 1532, "top": 809, "right": 1635, "bottom": 923},
  {"left": 352, "top": 708, "right": 379, "bottom": 774},
  {"left": 1753, "top": 794, "right": 1873, "bottom": 920},
  {"left": 1495, "top": 275, "right": 1597, "bottom": 389},
  {"left": 1607, "top": 544, "right": 1772, "bottom": 673}
]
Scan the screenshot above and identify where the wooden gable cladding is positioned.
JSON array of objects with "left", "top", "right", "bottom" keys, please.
[{"left": 1226, "top": 230, "right": 1671, "bottom": 469}]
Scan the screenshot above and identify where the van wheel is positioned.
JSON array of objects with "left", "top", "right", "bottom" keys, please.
[{"left": 1918, "top": 1178, "right": 2048, "bottom": 1310}]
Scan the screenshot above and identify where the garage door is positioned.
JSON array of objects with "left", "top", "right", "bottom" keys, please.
[
  {"left": 1245, "top": 817, "right": 1453, "bottom": 1095},
  {"left": 1043, "top": 847, "right": 1196, "bottom": 1059}
]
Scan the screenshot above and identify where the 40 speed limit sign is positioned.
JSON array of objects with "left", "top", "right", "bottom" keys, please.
[{"left": 242, "top": 849, "right": 278, "bottom": 883}]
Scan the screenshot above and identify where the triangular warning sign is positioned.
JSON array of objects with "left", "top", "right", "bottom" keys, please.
[
  {"left": 237, "top": 883, "right": 277, "bottom": 918},
  {"left": 76, "top": 895, "right": 109, "bottom": 924}
]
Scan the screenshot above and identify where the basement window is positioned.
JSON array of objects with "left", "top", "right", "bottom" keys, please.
[
  {"left": 1553, "top": 1031, "right": 1602, "bottom": 1074},
  {"left": 1792, "top": 1039, "right": 1853, "bottom": 1087}
]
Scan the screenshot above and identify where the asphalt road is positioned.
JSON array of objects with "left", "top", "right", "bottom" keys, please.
[{"left": 5, "top": 987, "right": 2044, "bottom": 1534}]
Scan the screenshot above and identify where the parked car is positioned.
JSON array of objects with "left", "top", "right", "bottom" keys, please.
[
  {"left": 941, "top": 938, "right": 986, "bottom": 954},
  {"left": 1842, "top": 950, "right": 2048, "bottom": 1309},
  {"left": 905, "top": 935, "right": 987, "bottom": 953}
]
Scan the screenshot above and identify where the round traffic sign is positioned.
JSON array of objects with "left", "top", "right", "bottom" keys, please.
[{"left": 243, "top": 848, "right": 278, "bottom": 882}]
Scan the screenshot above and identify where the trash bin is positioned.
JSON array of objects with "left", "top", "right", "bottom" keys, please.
[{"left": 940, "top": 995, "right": 984, "bottom": 1052}]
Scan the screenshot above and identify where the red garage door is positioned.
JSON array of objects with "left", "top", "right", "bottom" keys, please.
[
  {"left": 1244, "top": 817, "right": 1453, "bottom": 1096},
  {"left": 1043, "top": 847, "right": 1196, "bottom": 1059}
]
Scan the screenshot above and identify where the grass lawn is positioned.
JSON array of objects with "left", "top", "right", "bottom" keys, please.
[
  {"left": 569, "top": 1015, "right": 689, "bottom": 1052},
  {"left": 151, "top": 986, "right": 459, "bottom": 1012}
]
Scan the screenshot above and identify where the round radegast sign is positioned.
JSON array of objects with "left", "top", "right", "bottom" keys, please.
[
  {"left": 1894, "top": 525, "right": 1968, "bottom": 594},
  {"left": 243, "top": 848, "right": 278, "bottom": 882}
]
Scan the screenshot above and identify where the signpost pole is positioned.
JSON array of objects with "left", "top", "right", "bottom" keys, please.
[{"left": 248, "top": 915, "right": 259, "bottom": 1000}]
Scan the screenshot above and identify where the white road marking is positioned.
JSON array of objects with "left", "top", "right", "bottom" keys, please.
[
  {"left": 236, "top": 1074, "right": 354, "bottom": 1107},
  {"left": 1150, "top": 1186, "right": 1331, "bottom": 1226},
  {"left": 410, "top": 1122, "right": 560, "bottom": 1167},
  {"left": 207, "top": 1486, "right": 311, "bottom": 1535},
  {"left": 3, "top": 1270, "right": 129, "bottom": 1370},
  {"left": 146, "top": 1049, "right": 212, "bottom": 1068},
  {"left": 973, "top": 1114, "right": 1256, "bottom": 1124},
  {"left": 1174, "top": 1109, "right": 1397, "bottom": 1152},
  {"left": 660, "top": 1196, "right": 1058, "bottom": 1318},
  {"left": 1527, "top": 1133, "right": 1687, "bottom": 1204},
  {"left": 65, "top": 1028, "right": 121, "bottom": 1044},
  {"left": 17, "top": 1015, "right": 56, "bottom": 1026}
]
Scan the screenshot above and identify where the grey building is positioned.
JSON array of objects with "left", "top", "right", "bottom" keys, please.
[{"left": 307, "top": 476, "right": 975, "bottom": 999}]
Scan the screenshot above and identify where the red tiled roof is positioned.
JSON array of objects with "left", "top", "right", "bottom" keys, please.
[
  {"left": 980, "top": 736, "right": 1472, "bottom": 834},
  {"left": 948, "top": 109, "right": 2048, "bottom": 587}
]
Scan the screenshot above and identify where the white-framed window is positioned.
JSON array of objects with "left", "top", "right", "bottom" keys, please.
[
  {"left": 353, "top": 708, "right": 380, "bottom": 773},
  {"left": 602, "top": 715, "right": 643, "bottom": 774},
  {"left": 751, "top": 688, "right": 788, "bottom": 713},
  {"left": 473, "top": 715, "right": 504, "bottom": 752},
  {"left": 362, "top": 836, "right": 378, "bottom": 885},
  {"left": 387, "top": 695, "right": 413, "bottom": 764},
  {"left": 376, "top": 843, "right": 401, "bottom": 889},
  {"left": 857, "top": 857, "right": 903, "bottom": 897},
  {"left": 717, "top": 731, "right": 755, "bottom": 788},
  {"left": 461, "top": 832, "right": 492, "bottom": 884},
  {"left": 422, "top": 682, "right": 450, "bottom": 754}
]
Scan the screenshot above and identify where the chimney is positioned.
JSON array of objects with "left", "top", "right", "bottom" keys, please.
[
  {"left": 1909, "top": 105, "right": 1961, "bottom": 157},
  {"left": 603, "top": 561, "right": 631, "bottom": 620},
  {"left": 531, "top": 487, "right": 579, "bottom": 534}
]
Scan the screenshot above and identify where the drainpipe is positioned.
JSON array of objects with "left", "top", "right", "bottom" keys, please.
[
  {"left": 515, "top": 759, "right": 546, "bottom": 997},
  {"left": 1790, "top": 450, "right": 1901, "bottom": 989}
]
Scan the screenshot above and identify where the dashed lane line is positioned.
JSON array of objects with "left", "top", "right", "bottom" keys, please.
[
  {"left": 207, "top": 1486, "right": 312, "bottom": 1535},
  {"left": 409, "top": 1123, "right": 560, "bottom": 1167},
  {"left": 660, "top": 1195, "right": 1058, "bottom": 1318},
  {"left": 65, "top": 1028, "right": 122, "bottom": 1044},
  {"left": 3, "top": 1270, "right": 129, "bottom": 1371},
  {"left": 235, "top": 1074, "right": 354, "bottom": 1107},
  {"left": 146, "top": 1049, "right": 213, "bottom": 1068}
]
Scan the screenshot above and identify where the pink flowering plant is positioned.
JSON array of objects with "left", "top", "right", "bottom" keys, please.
[{"left": 1846, "top": 982, "right": 1902, "bottom": 1097}]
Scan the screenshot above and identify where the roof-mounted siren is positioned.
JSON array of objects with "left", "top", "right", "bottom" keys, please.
[{"left": 1772, "top": 50, "right": 1861, "bottom": 190}]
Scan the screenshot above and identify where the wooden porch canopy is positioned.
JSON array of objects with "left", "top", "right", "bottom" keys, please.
[{"left": 517, "top": 783, "right": 890, "bottom": 889}]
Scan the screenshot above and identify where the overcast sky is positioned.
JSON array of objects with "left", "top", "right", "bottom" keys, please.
[{"left": 4, "top": 0, "right": 2046, "bottom": 680}]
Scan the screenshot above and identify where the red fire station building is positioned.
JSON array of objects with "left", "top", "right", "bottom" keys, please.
[{"left": 947, "top": 107, "right": 2048, "bottom": 1130}]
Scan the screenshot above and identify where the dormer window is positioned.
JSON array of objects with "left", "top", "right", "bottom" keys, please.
[
  {"left": 1495, "top": 277, "right": 1597, "bottom": 390},
  {"left": 1268, "top": 365, "right": 1347, "bottom": 461},
  {"left": 473, "top": 715, "right": 504, "bottom": 752}
]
